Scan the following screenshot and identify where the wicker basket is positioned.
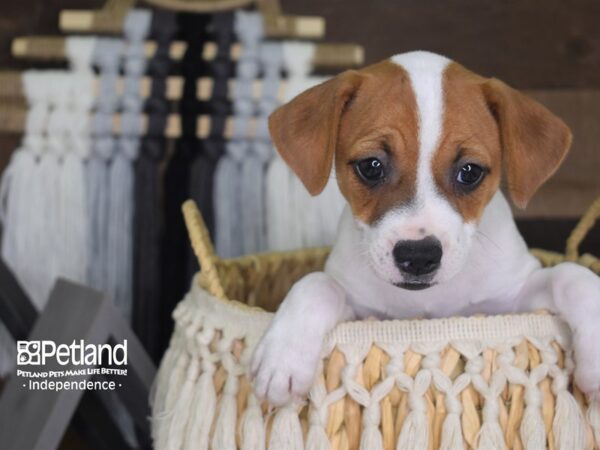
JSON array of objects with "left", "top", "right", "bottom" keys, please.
[{"left": 151, "top": 198, "right": 600, "bottom": 450}]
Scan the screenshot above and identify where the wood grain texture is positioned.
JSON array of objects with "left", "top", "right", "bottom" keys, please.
[{"left": 281, "top": 0, "right": 600, "bottom": 89}]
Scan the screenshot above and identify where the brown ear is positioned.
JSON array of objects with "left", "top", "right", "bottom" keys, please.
[
  {"left": 268, "top": 71, "right": 363, "bottom": 195},
  {"left": 482, "top": 78, "right": 572, "bottom": 208}
]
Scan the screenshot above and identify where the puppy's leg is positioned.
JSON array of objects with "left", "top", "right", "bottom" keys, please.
[
  {"left": 517, "top": 262, "right": 600, "bottom": 394},
  {"left": 250, "top": 272, "right": 353, "bottom": 406}
]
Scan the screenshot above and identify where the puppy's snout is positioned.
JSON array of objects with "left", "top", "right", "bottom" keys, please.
[{"left": 393, "top": 236, "right": 442, "bottom": 277}]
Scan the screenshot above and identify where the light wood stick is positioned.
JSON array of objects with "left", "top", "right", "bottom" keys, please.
[{"left": 11, "top": 36, "right": 363, "bottom": 68}]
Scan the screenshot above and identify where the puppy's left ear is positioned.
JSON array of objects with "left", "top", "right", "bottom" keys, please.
[
  {"left": 482, "top": 79, "right": 572, "bottom": 208},
  {"left": 269, "top": 70, "right": 363, "bottom": 195}
]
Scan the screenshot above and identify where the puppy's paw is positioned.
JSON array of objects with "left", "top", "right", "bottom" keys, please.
[
  {"left": 573, "top": 326, "right": 600, "bottom": 394},
  {"left": 250, "top": 327, "right": 322, "bottom": 407}
]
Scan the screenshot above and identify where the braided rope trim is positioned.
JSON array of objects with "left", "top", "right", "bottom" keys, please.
[{"left": 186, "top": 275, "right": 571, "bottom": 348}]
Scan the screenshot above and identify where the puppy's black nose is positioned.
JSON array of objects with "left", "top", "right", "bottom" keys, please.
[{"left": 393, "top": 236, "right": 442, "bottom": 276}]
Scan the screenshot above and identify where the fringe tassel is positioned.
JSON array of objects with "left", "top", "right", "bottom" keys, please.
[
  {"left": 520, "top": 400, "right": 546, "bottom": 449},
  {"left": 155, "top": 351, "right": 189, "bottom": 450},
  {"left": 477, "top": 422, "right": 506, "bottom": 450},
  {"left": 213, "top": 143, "right": 244, "bottom": 258},
  {"left": 553, "top": 390, "right": 585, "bottom": 450},
  {"left": 105, "top": 138, "right": 137, "bottom": 319},
  {"left": 265, "top": 157, "right": 294, "bottom": 251},
  {"left": 397, "top": 408, "right": 429, "bottom": 450},
  {"left": 211, "top": 375, "right": 239, "bottom": 450},
  {"left": 150, "top": 343, "right": 177, "bottom": 442},
  {"left": 240, "top": 141, "right": 270, "bottom": 254},
  {"left": 268, "top": 404, "right": 304, "bottom": 450},
  {"left": 240, "top": 394, "right": 266, "bottom": 450},
  {"left": 439, "top": 412, "right": 464, "bottom": 450},
  {"left": 167, "top": 358, "right": 200, "bottom": 450},
  {"left": 587, "top": 396, "right": 600, "bottom": 449},
  {"left": 360, "top": 422, "right": 383, "bottom": 450},
  {"left": 183, "top": 363, "right": 217, "bottom": 450},
  {"left": 59, "top": 150, "right": 89, "bottom": 286},
  {"left": 306, "top": 425, "right": 330, "bottom": 450}
]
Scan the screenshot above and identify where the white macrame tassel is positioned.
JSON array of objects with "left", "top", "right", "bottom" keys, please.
[
  {"left": 439, "top": 411, "right": 464, "bottom": 450},
  {"left": 587, "top": 395, "right": 600, "bottom": 449},
  {"left": 240, "top": 394, "right": 266, "bottom": 450},
  {"left": 306, "top": 421, "right": 330, "bottom": 450},
  {"left": 265, "top": 157, "right": 295, "bottom": 251},
  {"left": 183, "top": 366, "right": 217, "bottom": 450},
  {"left": 167, "top": 357, "right": 200, "bottom": 450},
  {"left": 552, "top": 385, "right": 585, "bottom": 449},
  {"left": 397, "top": 371, "right": 430, "bottom": 450},
  {"left": 156, "top": 351, "right": 190, "bottom": 450},
  {"left": 520, "top": 377, "right": 546, "bottom": 450},
  {"left": 396, "top": 404, "right": 429, "bottom": 450},
  {"left": 211, "top": 375, "right": 239, "bottom": 450},
  {"left": 360, "top": 415, "right": 384, "bottom": 450},
  {"left": 268, "top": 404, "right": 304, "bottom": 450},
  {"left": 477, "top": 421, "right": 506, "bottom": 450},
  {"left": 183, "top": 330, "right": 217, "bottom": 450}
]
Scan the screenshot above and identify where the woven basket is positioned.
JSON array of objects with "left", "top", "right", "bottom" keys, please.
[{"left": 151, "top": 198, "right": 600, "bottom": 450}]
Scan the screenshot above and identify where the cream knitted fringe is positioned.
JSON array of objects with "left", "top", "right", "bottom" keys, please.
[{"left": 151, "top": 277, "right": 600, "bottom": 450}]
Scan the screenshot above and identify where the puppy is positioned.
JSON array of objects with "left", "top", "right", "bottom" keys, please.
[{"left": 250, "top": 51, "right": 600, "bottom": 406}]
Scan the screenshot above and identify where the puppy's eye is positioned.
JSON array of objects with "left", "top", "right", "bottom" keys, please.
[
  {"left": 354, "top": 158, "right": 385, "bottom": 185},
  {"left": 456, "top": 163, "right": 485, "bottom": 187}
]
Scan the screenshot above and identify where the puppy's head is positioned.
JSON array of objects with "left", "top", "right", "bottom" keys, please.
[{"left": 269, "top": 51, "right": 572, "bottom": 289}]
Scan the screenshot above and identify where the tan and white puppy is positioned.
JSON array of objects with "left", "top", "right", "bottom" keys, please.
[{"left": 250, "top": 51, "right": 600, "bottom": 406}]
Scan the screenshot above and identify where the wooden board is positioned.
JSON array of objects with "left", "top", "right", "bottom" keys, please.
[{"left": 282, "top": 0, "right": 600, "bottom": 89}]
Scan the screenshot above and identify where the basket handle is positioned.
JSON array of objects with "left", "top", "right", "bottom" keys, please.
[
  {"left": 182, "top": 200, "right": 226, "bottom": 298},
  {"left": 565, "top": 196, "right": 600, "bottom": 260}
]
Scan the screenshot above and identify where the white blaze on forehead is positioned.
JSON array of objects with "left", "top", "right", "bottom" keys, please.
[{"left": 391, "top": 51, "right": 451, "bottom": 202}]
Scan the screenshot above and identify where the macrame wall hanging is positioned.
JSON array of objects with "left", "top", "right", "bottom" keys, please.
[
  {"left": 186, "top": 12, "right": 235, "bottom": 281},
  {"left": 105, "top": 9, "right": 152, "bottom": 320},
  {"left": 133, "top": 10, "right": 177, "bottom": 362},
  {"left": 214, "top": 10, "right": 264, "bottom": 258},
  {"left": 239, "top": 41, "right": 283, "bottom": 255},
  {"left": 0, "top": 38, "right": 96, "bottom": 373},
  {"left": 160, "top": 12, "right": 212, "bottom": 352},
  {"left": 89, "top": 38, "right": 122, "bottom": 297}
]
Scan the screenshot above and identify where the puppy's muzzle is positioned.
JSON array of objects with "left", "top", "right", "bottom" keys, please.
[{"left": 393, "top": 236, "right": 442, "bottom": 278}]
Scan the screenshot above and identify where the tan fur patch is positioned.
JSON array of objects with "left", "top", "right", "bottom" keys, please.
[
  {"left": 335, "top": 61, "right": 420, "bottom": 224},
  {"left": 431, "top": 63, "right": 502, "bottom": 222}
]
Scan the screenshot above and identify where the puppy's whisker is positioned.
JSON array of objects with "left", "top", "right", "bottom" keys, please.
[{"left": 476, "top": 230, "right": 502, "bottom": 252}]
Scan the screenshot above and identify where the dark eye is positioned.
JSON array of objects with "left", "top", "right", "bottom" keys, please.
[
  {"left": 354, "top": 158, "right": 385, "bottom": 185},
  {"left": 456, "top": 163, "right": 485, "bottom": 187}
]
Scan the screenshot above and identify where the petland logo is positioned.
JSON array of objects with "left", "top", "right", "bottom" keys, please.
[{"left": 17, "top": 340, "right": 128, "bottom": 366}]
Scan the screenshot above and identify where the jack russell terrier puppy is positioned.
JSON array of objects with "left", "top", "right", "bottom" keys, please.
[{"left": 250, "top": 50, "right": 600, "bottom": 407}]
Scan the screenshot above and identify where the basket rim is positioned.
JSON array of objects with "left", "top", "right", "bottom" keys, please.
[{"left": 188, "top": 274, "right": 572, "bottom": 348}]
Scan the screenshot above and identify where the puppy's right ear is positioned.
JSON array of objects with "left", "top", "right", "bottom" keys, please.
[{"left": 268, "top": 71, "right": 363, "bottom": 195}]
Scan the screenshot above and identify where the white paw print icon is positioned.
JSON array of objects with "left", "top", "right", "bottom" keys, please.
[{"left": 17, "top": 341, "right": 41, "bottom": 365}]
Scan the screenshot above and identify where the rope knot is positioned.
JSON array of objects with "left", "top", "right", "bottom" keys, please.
[
  {"left": 482, "top": 399, "right": 500, "bottom": 422},
  {"left": 422, "top": 353, "right": 440, "bottom": 369},
  {"left": 466, "top": 356, "right": 484, "bottom": 374},
  {"left": 525, "top": 385, "right": 542, "bottom": 406}
]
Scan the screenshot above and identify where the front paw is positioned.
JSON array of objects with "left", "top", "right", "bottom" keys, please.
[
  {"left": 573, "top": 326, "right": 600, "bottom": 394},
  {"left": 250, "top": 327, "right": 322, "bottom": 407}
]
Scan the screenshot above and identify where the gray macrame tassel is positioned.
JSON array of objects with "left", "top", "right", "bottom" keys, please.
[
  {"left": 89, "top": 38, "right": 123, "bottom": 292},
  {"left": 214, "top": 10, "right": 264, "bottom": 257},
  {"left": 239, "top": 42, "right": 282, "bottom": 253}
]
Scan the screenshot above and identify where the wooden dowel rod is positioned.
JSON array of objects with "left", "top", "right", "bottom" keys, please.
[
  {"left": 11, "top": 37, "right": 364, "bottom": 68},
  {"left": 0, "top": 71, "right": 294, "bottom": 102},
  {"left": 0, "top": 105, "right": 262, "bottom": 139},
  {"left": 59, "top": 8, "right": 324, "bottom": 39}
]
